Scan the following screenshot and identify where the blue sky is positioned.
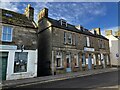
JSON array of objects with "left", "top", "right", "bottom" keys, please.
[{"left": 0, "top": 2, "right": 118, "bottom": 35}]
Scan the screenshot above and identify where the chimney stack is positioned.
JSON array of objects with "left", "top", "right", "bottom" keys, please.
[
  {"left": 38, "top": 8, "right": 48, "bottom": 21},
  {"left": 105, "top": 30, "right": 113, "bottom": 36},
  {"left": 93, "top": 28, "right": 101, "bottom": 35},
  {"left": 24, "top": 4, "right": 34, "bottom": 21},
  {"left": 75, "top": 25, "right": 84, "bottom": 31},
  {"left": 115, "top": 30, "right": 120, "bottom": 36}
]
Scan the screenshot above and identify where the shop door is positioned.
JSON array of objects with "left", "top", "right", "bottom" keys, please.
[
  {"left": 0, "top": 52, "right": 8, "bottom": 80},
  {"left": 88, "top": 54, "right": 92, "bottom": 70},
  {"left": 66, "top": 54, "right": 71, "bottom": 72}
]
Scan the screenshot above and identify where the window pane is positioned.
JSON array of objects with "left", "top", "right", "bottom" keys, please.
[
  {"left": 7, "top": 34, "right": 12, "bottom": 41},
  {"left": 2, "top": 26, "right": 12, "bottom": 42},
  {"left": 2, "top": 26, "right": 7, "bottom": 34},
  {"left": 7, "top": 27, "right": 12, "bottom": 34},
  {"left": 2, "top": 34, "right": 7, "bottom": 41},
  {"left": 56, "top": 58, "right": 61, "bottom": 67}
]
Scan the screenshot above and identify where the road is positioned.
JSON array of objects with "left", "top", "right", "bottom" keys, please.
[{"left": 7, "top": 70, "right": 119, "bottom": 89}]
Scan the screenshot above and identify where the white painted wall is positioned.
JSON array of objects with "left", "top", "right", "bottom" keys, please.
[
  {"left": 105, "top": 35, "right": 119, "bottom": 66},
  {"left": 0, "top": 50, "right": 37, "bottom": 80}
]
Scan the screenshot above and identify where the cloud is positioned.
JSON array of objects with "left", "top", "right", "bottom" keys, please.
[
  {"left": 0, "top": 2, "right": 107, "bottom": 26},
  {"left": 33, "top": 2, "right": 107, "bottom": 25},
  {"left": 0, "top": 2, "right": 19, "bottom": 12}
]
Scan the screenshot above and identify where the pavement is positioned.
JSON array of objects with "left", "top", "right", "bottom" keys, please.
[{"left": 1, "top": 67, "right": 118, "bottom": 89}]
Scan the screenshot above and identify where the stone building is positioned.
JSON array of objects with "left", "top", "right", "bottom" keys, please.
[
  {"left": 37, "top": 8, "right": 111, "bottom": 76},
  {"left": 105, "top": 30, "right": 120, "bottom": 67},
  {"left": 0, "top": 4, "right": 38, "bottom": 80}
]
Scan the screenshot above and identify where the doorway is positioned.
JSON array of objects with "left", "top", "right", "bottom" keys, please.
[
  {"left": 66, "top": 54, "right": 71, "bottom": 72},
  {"left": 88, "top": 54, "right": 92, "bottom": 70},
  {"left": 0, "top": 52, "right": 8, "bottom": 80}
]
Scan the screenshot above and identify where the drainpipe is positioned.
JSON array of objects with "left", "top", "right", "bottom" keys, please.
[{"left": 52, "top": 51, "right": 54, "bottom": 75}]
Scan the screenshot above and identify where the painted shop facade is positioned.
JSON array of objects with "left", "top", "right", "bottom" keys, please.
[
  {"left": 0, "top": 5, "right": 38, "bottom": 80},
  {"left": 37, "top": 8, "right": 111, "bottom": 76}
]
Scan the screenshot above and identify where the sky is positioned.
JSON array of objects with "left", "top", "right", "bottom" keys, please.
[{"left": 0, "top": 2, "right": 118, "bottom": 35}]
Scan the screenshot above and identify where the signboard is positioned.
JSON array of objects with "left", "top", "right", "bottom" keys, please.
[
  {"left": 66, "top": 68, "right": 71, "bottom": 72},
  {"left": 84, "top": 47, "right": 95, "bottom": 52},
  {"left": 0, "top": 45, "right": 17, "bottom": 50}
]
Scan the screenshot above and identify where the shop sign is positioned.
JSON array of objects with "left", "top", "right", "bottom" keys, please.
[
  {"left": 0, "top": 45, "right": 17, "bottom": 50},
  {"left": 84, "top": 47, "right": 95, "bottom": 52}
]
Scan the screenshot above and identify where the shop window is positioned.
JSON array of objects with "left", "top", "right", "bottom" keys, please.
[
  {"left": 82, "top": 54, "right": 85, "bottom": 66},
  {"left": 98, "top": 54, "right": 101, "bottom": 65},
  {"left": 1, "top": 26, "right": 13, "bottom": 42},
  {"left": 14, "top": 52, "right": 28, "bottom": 73},
  {"left": 106, "top": 55, "right": 109, "bottom": 65},
  {"left": 74, "top": 54, "right": 79, "bottom": 67},
  {"left": 56, "top": 52, "right": 62, "bottom": 68}
]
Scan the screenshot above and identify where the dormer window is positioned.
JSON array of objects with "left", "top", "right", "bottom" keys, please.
[{"left": 59, "top": 19, "right": 67, "bottom": 27}]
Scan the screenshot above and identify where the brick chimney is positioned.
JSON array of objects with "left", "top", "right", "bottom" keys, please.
[
  {"left": 93, "top": 28, "right": 101, "bottom": 35},
  {"left": 105, "top": 30, "right": 113, "bottom": 36},
  {"left": 38, "top": 8, "right": 48, "bottom": 21},
  {"left": 24, "top": 4, "right": 34, "bottom": 21}
]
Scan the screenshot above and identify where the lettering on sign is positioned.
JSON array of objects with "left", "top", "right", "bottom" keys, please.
[{"left": 84, "top": 47, "right": 95, "bottom": 52}]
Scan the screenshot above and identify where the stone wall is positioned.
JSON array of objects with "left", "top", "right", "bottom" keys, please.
[
  {"left": 0, "top": 23, "right": 37, "bottom": 50},
  {"left": 52, "top": 27, "right": 109, "bottom": 52}
]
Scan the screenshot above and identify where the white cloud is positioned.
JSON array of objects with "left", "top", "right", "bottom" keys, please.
[
  {"left": 0, "top": 2, "right": 107, "bottom": 26},
  {"left": 0, "top": 2, "right": 19, "bottom": 12}
]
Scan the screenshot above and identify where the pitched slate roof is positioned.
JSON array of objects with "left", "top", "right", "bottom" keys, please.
[
  {"left": 0, "top": 8, "right": 36, "bottom": 29},
  {"left": 47, "top": 17, "right": 108, "bottom": 40}
]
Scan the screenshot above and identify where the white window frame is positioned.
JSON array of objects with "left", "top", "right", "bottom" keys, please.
[
  {"left": 1, "top": 25, "right": 13, "bottom": 42},
  {"left": 68, "top": 33, "right": 72, "bottom": 44},
  {"left": 74, "top": 54, "right": 79, "bottom": 67},
  {"left": 56, "top": 52, "right": 63, "bottom": 68},
  {"left": 14, "top": 52, "right": 28, "bottom": 73},
  {"left": 64, "top": 32, "right": 67, "bottom": 44},
  {"left": 86, "top": 36, "right": 90, "bottom": 47}
]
